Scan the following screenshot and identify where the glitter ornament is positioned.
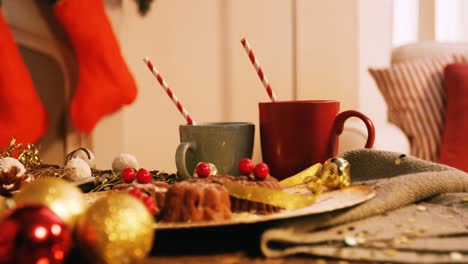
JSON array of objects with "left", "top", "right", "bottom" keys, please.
[
  {"left": 65, "top": 148, "right": 96, "bottom": 169},
  {"left": 13, "top": 177, "right": 87, "bottom": 230},
  {"left": 64, "top": 158, "right": 92, "bottom": 181},
  {"left": 0, "top": 204, "right": 72, "bottom": 264},
  {"left": 112, "top": 153, "right": 139, "bottom": 173},
  {"left": 76, "top": 193, "right": 154, "bottom": 264}
]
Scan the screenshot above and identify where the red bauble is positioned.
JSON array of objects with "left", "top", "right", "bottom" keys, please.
[
  {"left": 136, "top": 168, "right": 152, "bottom": 184},
  {"left": 0, "top": 204, "right": 72, "bottom": 264},
  {"left": 195, "top": 162, "right": 211, "bottom": 178},
  {"left": 238, "top": 158, "right": 255, "bottom": 175},
  {"left": 121, "top": 168, "right": 137, "bottom": 183},
  {"left": 253, "top": 163, "right": 270, "bottom": 180}
]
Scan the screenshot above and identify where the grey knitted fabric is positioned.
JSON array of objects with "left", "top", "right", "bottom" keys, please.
[{"left": 261, "top": 149, "right": 468, "bottom": 263}]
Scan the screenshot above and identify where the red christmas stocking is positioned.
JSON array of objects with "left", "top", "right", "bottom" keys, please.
[
  {"left": 0, "top": 9, "right": 48, "bottom": 147},
  {"left": 53, "top": 0, "right": 137, "bottom": 133}
]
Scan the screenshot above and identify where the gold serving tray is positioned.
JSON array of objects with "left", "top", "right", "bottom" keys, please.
[{"left": 84, "top": 184, "right": 376, "bottom": 230}]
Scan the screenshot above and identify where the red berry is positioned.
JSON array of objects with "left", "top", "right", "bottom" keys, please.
[
  {"left": 121, "top": 168, "right": 136, "bottom": 183},
  {"left": 147, "top": 204, "right": 158, "bottom": 215},
  {"left": 141, "top": 196, "right": 157, "bottom": 214},
  {"left": 238, "top": 158, "right": 255, "bottom": 175},
  {"left": 142, "top": 196, "right": 154, "bottom": 206},
  {"left": 136, "top": 168, "right": 152, "bottom": 184},
  {"left": 128, "top": 188, "right": 142, "bottom": 199},
  {"left": 195, "top": 162, "right": 211, "bottom": 178},
  {"left": 254, "top": 163, "right": 270, "bottom": 180}
]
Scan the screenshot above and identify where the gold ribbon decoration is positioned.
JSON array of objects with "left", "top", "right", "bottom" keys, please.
[
  {"left": 319, "top": 157, "right": 351, "bottom": 189},
  {"left": 223, "top": 157, "right": 352, "bottom": 210},
  {"left": 279, "top": 163, "right": 322, "bottom": 188},
  {"left": 223, "top": 181, "right": 316, "bottom": 210}
]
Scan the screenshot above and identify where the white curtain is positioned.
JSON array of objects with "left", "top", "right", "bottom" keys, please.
[
  {"left": 435, "top": 0, "right": 468, "bottom": 42},
  {"left": 392, "top": 0, "right": 468, "bottom": 46}
]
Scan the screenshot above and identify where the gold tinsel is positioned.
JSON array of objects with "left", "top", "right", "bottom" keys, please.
[
  {"left": 0, "top": 139, "right": 74, "bottom": 179},
  {"left": 1, "top": 138, "right": 42, "bottom": 169},
  {"left": 28, "top": 166, "right": 72, "bottom": 179}
]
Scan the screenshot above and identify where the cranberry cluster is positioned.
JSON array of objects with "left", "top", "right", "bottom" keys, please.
[
  {"left": 120, "top": 167, "right": 156, "bottom": 214},
  {"left": 120, "top": 168, "right": 152, "bottom": 184},
  {"left": 238, "top": 158, "right": 270, "bottom": 180},
  {"left": 127, "top": 187, "right": 157, "bottom": 215}
]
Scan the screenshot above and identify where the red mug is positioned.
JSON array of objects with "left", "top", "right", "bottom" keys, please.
[{"left": 259, "top": 100, "right": 375, "bottom": 180}]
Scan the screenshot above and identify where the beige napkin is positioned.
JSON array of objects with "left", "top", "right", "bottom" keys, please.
[{"left": 261, "top": 149, "right": 468, "bottom": 263}]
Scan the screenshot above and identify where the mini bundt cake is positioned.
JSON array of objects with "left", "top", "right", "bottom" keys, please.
[
  {"left": 191, "top": 175, "right": 283, "bottom": 214},
  {"left": 160, "top": 181, "right": 232, "bottom": 222}
]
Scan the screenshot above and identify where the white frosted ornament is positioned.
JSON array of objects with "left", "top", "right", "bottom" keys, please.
[
  {"left": 0, "top": 157, "right": 26, "bottom": 177},
  {"left": 65, "top": 158, "right": 92, "bottom": 181},
  {"left": 66, "top": 148, "right": 96, "bottom": 168},
  {"left": 112, "top": 153, "right": 139, "bottom": 172}
]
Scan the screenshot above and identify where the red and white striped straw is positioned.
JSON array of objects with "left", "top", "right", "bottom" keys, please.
[
  {"left": 241, "top": 38, "right": 278, "bottom": 102},
  {"left": 143, "top": 57, "right": 196, "bottom": 125}
]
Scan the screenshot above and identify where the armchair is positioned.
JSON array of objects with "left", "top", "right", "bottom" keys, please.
[{"left": 341, "top": 42, "right": 468, "bottom": 157}]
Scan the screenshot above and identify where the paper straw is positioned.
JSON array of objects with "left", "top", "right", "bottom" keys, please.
[
  {"left": 143, "top": 57, "right": 196, "bottom": 125},
  {"left": 241, "top": 38, "right": 278, "bottom": 102}
]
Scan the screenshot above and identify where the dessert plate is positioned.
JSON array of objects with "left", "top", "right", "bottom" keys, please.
[{"left": 84, "top": 184, "right": 376, "bottom": 230}]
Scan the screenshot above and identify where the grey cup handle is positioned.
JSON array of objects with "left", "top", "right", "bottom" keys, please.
[{"left": 175, "top": 141, "right": 197, "bottom": 179}]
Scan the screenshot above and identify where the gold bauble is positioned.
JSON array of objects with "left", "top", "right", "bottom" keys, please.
[
  {"left": 13, "top": 177, "right": 87, "bottom": 229},
  {"left": 76, "top": 192, "right": 154, "bottom": 264}
]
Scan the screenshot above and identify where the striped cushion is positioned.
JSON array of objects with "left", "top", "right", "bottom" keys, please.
[
  {"left": 369, "top": 56, "right": 454, "bottom": 161},
  {"left": 454, "top": 54, "right": 468, "bottom": 62}
]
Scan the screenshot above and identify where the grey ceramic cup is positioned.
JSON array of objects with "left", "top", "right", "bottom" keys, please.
[{"left": 175, "top": 122, "right": 255, "bottom": 179}]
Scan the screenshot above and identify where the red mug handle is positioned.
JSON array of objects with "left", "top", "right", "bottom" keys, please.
[{"left": 333, "top": 110, "right": 375, "bottom": 149}]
